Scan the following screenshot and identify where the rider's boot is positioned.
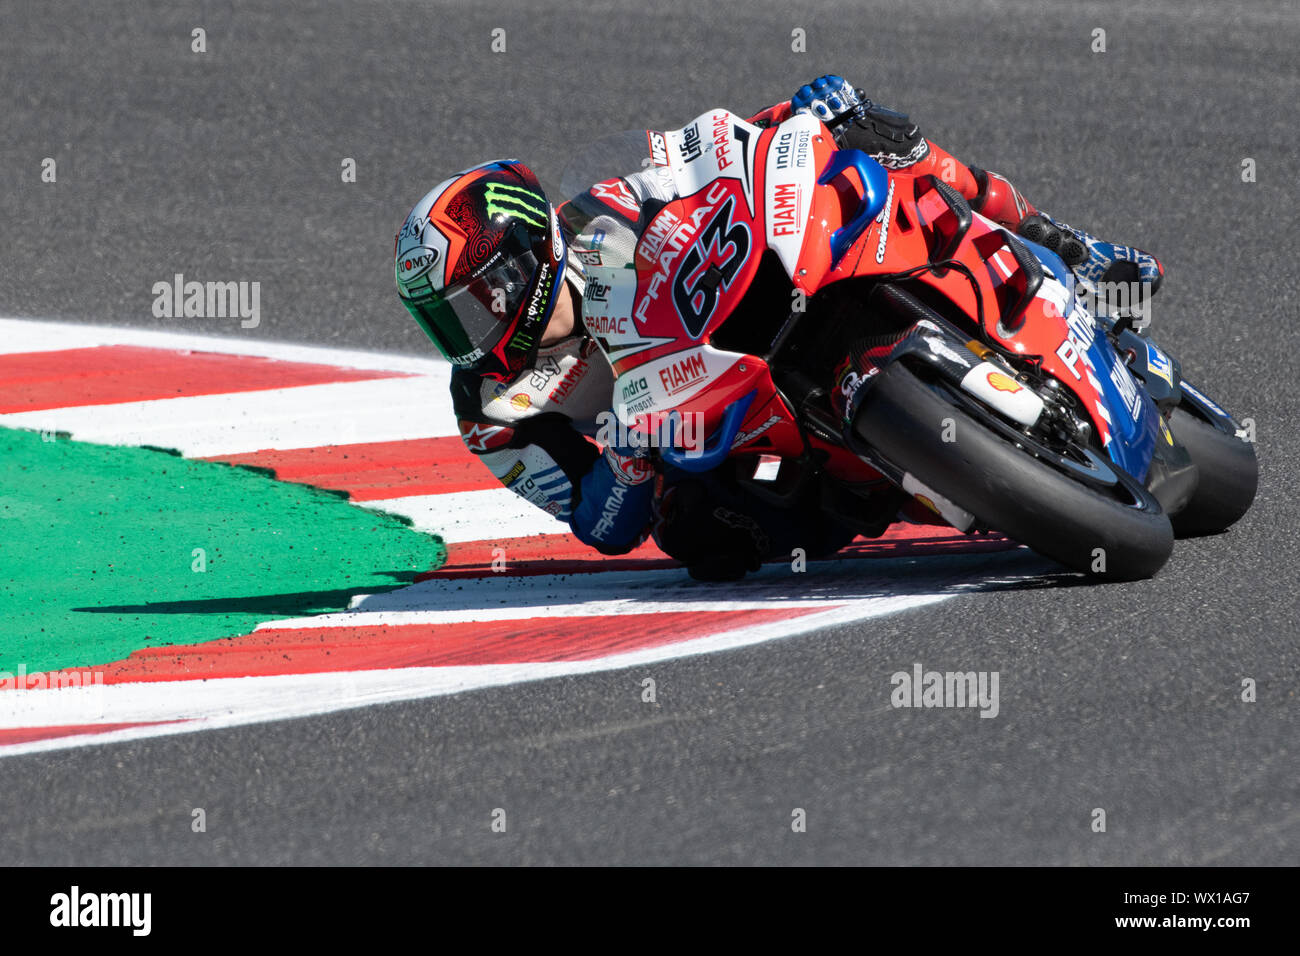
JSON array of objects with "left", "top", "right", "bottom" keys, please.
[{"left": 967, "top": 165, "right": 1164, "bottom": 311}]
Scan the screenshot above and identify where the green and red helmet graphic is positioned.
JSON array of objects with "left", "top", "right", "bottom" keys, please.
[{"left": 395, "top": 159, "right": 567, "bottom": 381}]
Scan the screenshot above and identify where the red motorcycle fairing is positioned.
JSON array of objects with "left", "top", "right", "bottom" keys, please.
[
  {"left": 593, "top": 110, "right": 854, "bottom": 461},
  {"left": 580, "top": 108, "right": 1123, "bottom": 480},
  {"left": 863, "top": 173, "right": 1118, "bottom": 448}
]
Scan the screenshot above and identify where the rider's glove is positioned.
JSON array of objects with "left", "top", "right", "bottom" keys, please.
[
  {"left": 570, "top": 436, "right": 655, "bottom": 556},
  {"left": 791, "top": 74, "right": 869, "bottom": 128},
  {"left": 652, "top": 479, "right": 766, "bottom": 582}
]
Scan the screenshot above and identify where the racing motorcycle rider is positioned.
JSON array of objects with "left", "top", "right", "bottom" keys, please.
[{"left": 393, "top": 75, "right": 1164, "bottom": 580}]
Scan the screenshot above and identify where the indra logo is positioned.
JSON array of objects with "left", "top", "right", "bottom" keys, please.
[
  {"left": 772, "top": 128, "right": 811, "bottom": 171},
  {"left": 621, "top": 376, "right": 648, "bottom": 401},
  {"left": 484, "top": 182, "right": 548, "bottom": 229}
]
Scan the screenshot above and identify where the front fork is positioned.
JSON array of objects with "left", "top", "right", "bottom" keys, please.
[{"left": 1108, "top": 322, "right": 1198, "bottom": 514}]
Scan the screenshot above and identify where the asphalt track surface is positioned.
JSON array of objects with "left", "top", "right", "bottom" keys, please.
[{"left": 2, "top": 0, "right": 1298, "bottom": 865}]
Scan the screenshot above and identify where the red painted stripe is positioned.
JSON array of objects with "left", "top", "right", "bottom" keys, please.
[
  {"left": 423, "top": 535, "right": 674, "bottom": 579},
  {"left": 838, "top": 526, "right": 1016, "bottom": 557},
  {"left": 0, "top": 720, "right": 186, "bottom": 747},
  {"left": 33, "top": 609, "right": 827, "bottom": 684},
  {"left": 0, "top": 345, "right": 409, "bottom": 413},
  {"left": 209, "top": 436, "right": 490, "bottom": 499},
  {"left": 418, "top": 525, "right": 1014, "bottom": 581}
]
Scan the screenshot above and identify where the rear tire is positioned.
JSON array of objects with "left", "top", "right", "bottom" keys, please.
[
  {"left": 1168, "top": 406, "right": 1258, "bottom": 537},
  {"left": 854, "top": 363, "right": 1174, "bottom": 580}
]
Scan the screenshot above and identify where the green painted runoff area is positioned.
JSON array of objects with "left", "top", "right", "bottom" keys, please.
[{"left": 0, "top": 428, "right": 446, "bottom": 674}]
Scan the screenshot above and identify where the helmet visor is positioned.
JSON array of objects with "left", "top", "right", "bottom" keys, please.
[{"left": 403, "top": 233, "right": 541, "bottom": 367}]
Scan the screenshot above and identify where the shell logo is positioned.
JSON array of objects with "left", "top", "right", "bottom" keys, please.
[
  {"left": 510, "top": 393, "right": 532, "bottom": 411},
  {"left": 987, "top": 371, "right": 1023, "bottom": 394},
  {"left": 914, "top": 494, "right": 941, "bottom": 516}
]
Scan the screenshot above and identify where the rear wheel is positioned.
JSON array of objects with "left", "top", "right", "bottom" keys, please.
[
  {"left": 854, "top": 363, "right": 1174, "bottom": 580},
  {"left": 1168, "top": 405, "right": 1258, "bottom": 537}
]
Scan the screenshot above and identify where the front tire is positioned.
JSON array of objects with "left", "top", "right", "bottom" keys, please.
[
  {"left": 854, "top": 363, "right": 1174, "bottom": 581},
  {"left": 1168, "top": 406, "right": 1258, "bottom": 537}
]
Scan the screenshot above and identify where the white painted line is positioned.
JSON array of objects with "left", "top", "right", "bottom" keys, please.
[
  {"left": 362, "top": 487, "right": 569, "bottom": 542},
  {"left": 255, "top": 598, "right": 836, "bottom": 630},
  {"left": 344, "top": 555, "right": 994, "bottom": 613},
  {"left": 0, "top": 316, "right": 449, "bottom": 375},
  {"left": 0, "top": 375, "right": 455, "bottom": 457},
  {"left": 0, "top": 594, "right": 948, "bottom": 757}
]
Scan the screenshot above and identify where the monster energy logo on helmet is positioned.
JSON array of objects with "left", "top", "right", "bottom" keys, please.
[{"left": 484, "top": 182, "right": 548, "bottom": 229}]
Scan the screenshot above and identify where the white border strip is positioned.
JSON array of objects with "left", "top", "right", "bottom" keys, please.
[
  {"left": 0, "top": 316, "right": 449, "bottom": 375},
  {"left": 0, "top": 595, "right": 946, "bottom": 758}
]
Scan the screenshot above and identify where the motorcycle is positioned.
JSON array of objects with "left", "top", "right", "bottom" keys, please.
[{"left": 562, "top": 108, "right": 1257, "bottom": 580}]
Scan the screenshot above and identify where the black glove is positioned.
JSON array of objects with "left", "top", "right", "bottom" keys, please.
[{"left": 652, "top": 480, "right": 768, "bottom": 582}]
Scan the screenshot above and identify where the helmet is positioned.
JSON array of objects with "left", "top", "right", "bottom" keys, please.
[{"left": 394, "top": 159, "right": 567, "bottom": 381}]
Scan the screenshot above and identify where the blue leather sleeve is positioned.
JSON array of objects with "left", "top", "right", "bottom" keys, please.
[{"left": 570, "top": 454, "right": 655, "bottom": 555}]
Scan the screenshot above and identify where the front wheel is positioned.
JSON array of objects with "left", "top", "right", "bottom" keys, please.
[
  {"left": 1167, "top": 405, "right": 1258, "bottom": 537},
  {"left": 854, "top": 363, "right": 1174, "bottom": 581}
]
